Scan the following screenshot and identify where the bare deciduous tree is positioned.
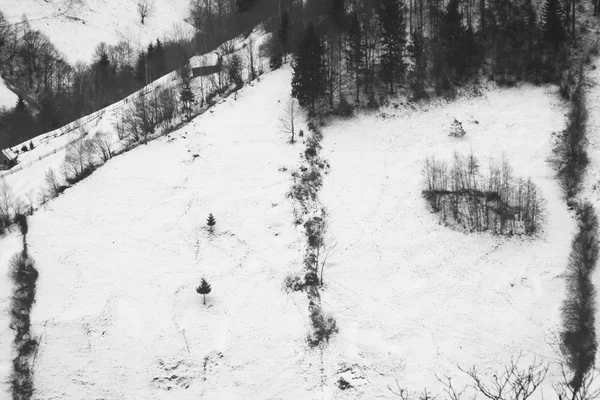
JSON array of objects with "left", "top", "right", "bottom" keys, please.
[
  {"left": 459, "top": 353, "right": 548, "bottom": 400},
  {"left": 279, "top": 97, "right": 299, "bottom": 143},
  {"left": 555, "top": 364, "right": 600, "bottom": 400},
  {"left": 138, "top": 0, "right": 154, "bottom": 24},
  {"left": 89, "top": 131, "right": 113, "bottom": 162},
  {"left": 44, "top": 168, "right": 61, "bottom": 198}
]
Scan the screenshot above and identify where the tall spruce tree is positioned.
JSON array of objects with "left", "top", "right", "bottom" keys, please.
[
  {"left": 291, "top": 23, "right": 326, "bottom": 113},
  {"left": 542, "top": 0, "right": 566, "bottom": 50},
  {"left": 378, "top": 0, "right": 407, "bottom": 94},
  {"left": 345, "top": 11, "right": 364, "bottom": 104},
  {"left": 196, "top": 278, "right": 212, "bottom": 305}
]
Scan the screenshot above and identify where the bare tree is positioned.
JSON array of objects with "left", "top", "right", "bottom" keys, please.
[
  {"left": 44, "top": 168, "right": 61, "bottom": 198},
  {"left": 0, "top": 179, "right": 14, "bottom": 226},
  {"left": 555, "top": 364, "right": 600, "bottom": 400},
  {"left": 138, "top": 0, "right": 154, "bottom": 24},
  {"left": 246, "top": 34, "right": 257, "bottom": 82},
  {"left": 89, "top": 131, "right": 113, "bottom": 162},
  {"left": 62, "top": 138, "right": 95, "bottom": 181},
  {"left": 279, "top": 97, "right": 299, "bottom": 143},
  {"left": 459, "top": 353, "right": 548, "bottom": 400}
]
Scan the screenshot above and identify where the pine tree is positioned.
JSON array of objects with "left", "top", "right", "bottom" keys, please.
[
  {"left": 15, "top": 96, "right": 26, "bottom": 112},
  {"left": 292, "top": 24, "right": 326, "bottom": 113},
  {"left": 440, "top": 0, "right": 467, "bottom": 80},
  {"left": 345, "top": 11, "right": 365, "bottom": 104},
  {"left": 135, "top": 51, "right": 147, "bottom": 86},
  {"left": 29, "top": 141, "right": 34, "bottom": 150},
  {"left": 378, "top": 0, "right": 407, "bottom": 94},
  {"left": 542, "top": 0, "right": 566, "bottom": 50},
  {"left": 207, "top": 213, "right": 216, "bottom": 232},
  {"left": 196, "top": 278, "right": 212, "bottom": 305},
  {"left": 180, "top": 82, "right": 195, "bottom": 120},
  {"left": 408, "top": 30, "right": 427, "bottom": 98}
]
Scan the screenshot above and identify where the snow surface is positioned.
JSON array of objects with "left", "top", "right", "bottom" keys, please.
[
  {"left": 0, "top": 75, "right": 17, "bottom": 110},
  {"left": 1, "top": 66, "right": 323, "bottom": 399},
  {"left": 0, "top": 57, "right": 578, "bottom": 397},
  {"left": 317, "top": 88, "right": 574, "bottom": 397},
  {"left": 0, "top": 0, "right": 194, "bottom": 64}
]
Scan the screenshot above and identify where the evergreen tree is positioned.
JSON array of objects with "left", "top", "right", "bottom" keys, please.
[
  {"left": 15, "top": 96, "right": 25, "bottom": 112},
  {"left": 542, "top": 0, "right": 566, "bottom": 50},
  {"left": 196, "top": 278, "right": 212, "bottom": 305},
  {"left": 154, "top": 39, "right": 166, "bottom": 78},
  {"left": 440, "top": 0, "right": 467, "bottom": 80},
  {"left": 378, "top": 0, "right": 407, "bottom": 94},
  {"left": 292, "top": 23, "right": 326, "bottom": 113},
  {"left": 29, "top": 141, "right": 34, "bottom": 150},
  {"left": 135, "top": 51, "right": 147, "bottom": 86},
  {"left": 345, "top": 11, "right": 364, "bottom": 104},
  {"left": 279, "top": 10, "right": 290, "bottom": 62},
  {"left": 408, "top": 30, "right": 427, "bottom": 98},
  {"left": 206, "top": 213, "right": 216, "bottom": 232},
  {"left": 180, "top": 81, "right": 194, "bottom": 120}
]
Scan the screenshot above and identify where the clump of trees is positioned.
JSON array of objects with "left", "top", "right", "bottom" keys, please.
[
  {"left": 264, "top": 0, "right": 575, "bottom": 115},
  {"left": 8, "top": 214, "right": 39, "bottom": 400},
  {"left": 561, "top": 202, "right": 598, "bottom": 395},
  {"left": 423, "top": 152, "right": 544, "bottom": 235},
  {"left": 0, "top": 10, "right": 195, "bottom": 150}
]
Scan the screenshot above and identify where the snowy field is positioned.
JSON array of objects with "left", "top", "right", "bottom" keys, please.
[
  {"left": 318, "top": 87, "right": 575, "bottom": 397},
  {"left": 0, "top": 63, "right": 578, "bottom": 398},
  {"left": 1, "top": 66, "right": 323, "bottom": 399},
  {"left": 0, "top": 0, "right": 194, "bottom": 64}
]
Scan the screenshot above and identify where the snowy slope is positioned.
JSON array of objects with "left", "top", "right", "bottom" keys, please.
[
  {"left": 0, "top": 0, "right": 194, "bottom": 64},
  {"left": 0, "top": 75, "right": 17, "bottom": 109},
  {"left": 0, "top": 29, "right": 269, "bottom": 211},
  {"left": 318, "top": 88, "right": 574, "bottom": 397},
  {"left": 1, "top": 66, "right": 323, "bottom": 399}
]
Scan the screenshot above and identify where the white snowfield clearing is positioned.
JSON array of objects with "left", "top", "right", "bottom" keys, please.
[
  {"left": 1, "top": 67, "right": 321, "bottom": 399},
  {"left": 0, "top": 0, "right": 194, "bottom": 64},
  {"left": 319, "top": 88, "right": 575, "bottom": 397},
  {"left": 0, "top": 64, "right": 576, "bottom": 398}
]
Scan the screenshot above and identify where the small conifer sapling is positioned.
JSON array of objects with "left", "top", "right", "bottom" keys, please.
[
  {"left": 207, "top": 213, "right": 216, "bottom": 233},
  {"left": 196, "top": 278, "right": 212, "bottom": 305}
]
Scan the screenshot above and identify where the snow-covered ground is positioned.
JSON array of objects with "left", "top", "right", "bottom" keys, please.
[
  {"left": 0, "top": 75, "right": 17, "bottom": 109},
  {"left": 1, "top": 66, "right": 323, "bottom": 399},
  {"left": 0, "top": 62, "right": 577, "bottom": 397},
  {"left": 318, "top": 87, "right": 574, "bottom": 397},
  {"left": 0, "top": 29, "right": 269, "bottom": 211},
  {"left": 0, "top": 0, "right": 194, "bottom": 64}
]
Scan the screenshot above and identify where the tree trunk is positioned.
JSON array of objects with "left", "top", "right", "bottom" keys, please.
[{"left": 203, "top": 294, "right": 206, "bottom": 305}]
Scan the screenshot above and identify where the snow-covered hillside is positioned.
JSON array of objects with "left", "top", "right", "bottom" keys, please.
[
  {"left": 0, "top": 57, "right": 577, "bottom": 398},
  {"left": 318, "top": 88, "right": 574, "bottom": 397},
  {"left": 1, "top": 0, "right": 194, "bottom": 63},
  {"left": 1, "top": 65, "right": 323, "bottom": 399}
]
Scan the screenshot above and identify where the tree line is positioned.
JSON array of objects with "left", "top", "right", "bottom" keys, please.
[{"left": 267, "top": 0, "right": 574, "bottom": 114}]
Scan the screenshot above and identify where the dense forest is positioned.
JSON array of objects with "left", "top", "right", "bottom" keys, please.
[{"left": 0, "top": 0, "right": 576, "bottom": 148}]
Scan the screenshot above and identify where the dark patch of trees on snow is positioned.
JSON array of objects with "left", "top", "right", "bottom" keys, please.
[{"left": 260, "top": 0, "right": 577, "bottom": 115}]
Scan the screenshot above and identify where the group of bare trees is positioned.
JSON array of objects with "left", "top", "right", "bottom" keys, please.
[{"left": 423, "top": 152, "right": 543, "bottom": 235}]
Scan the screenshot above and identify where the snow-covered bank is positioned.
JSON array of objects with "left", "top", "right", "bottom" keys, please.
[
  {"left": 0, "top": 66, "right": 322, "bottom": 399},
  {"left": 319, "top": 86, "right": 573, "bottom": 397}
]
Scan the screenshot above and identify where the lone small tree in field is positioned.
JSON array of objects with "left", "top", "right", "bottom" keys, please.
[
  {"left": 196, "top": 278, "right": 212, "bottom": 305},
  {"left": 207, "top": 213, "right": 216, "bottom": 233},
  {"left": 138, "top": 0, "right": 154, "bottom": 24},
  {"left": 449, "top": 119, "right": 466, "bottom": 138}
]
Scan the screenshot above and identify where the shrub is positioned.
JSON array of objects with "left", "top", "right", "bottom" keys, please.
[
  {"left": 307, "top": 305, "right": 338, "bottom": 347},
  {"left": 62, "top": 138, "right": 96, "bottom": 183},
  {"left": 335, "top": 96, "right": 354, "bottom": 117},
  {"left": 284, "top": 274, "right": 305, "bottom": 292},
  {"left": 448, "top": 119, "right": 466, "bottom": 138}
]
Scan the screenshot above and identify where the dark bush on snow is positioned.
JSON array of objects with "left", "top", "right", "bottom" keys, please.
[
  {"left": 561, "top": 201, "right": 598, "bottom": 392},
  {"left": 307, "top": 304, "right": 338, "bottom": 347}
]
